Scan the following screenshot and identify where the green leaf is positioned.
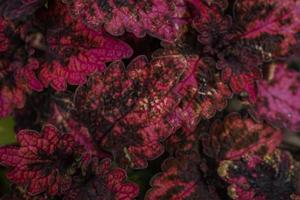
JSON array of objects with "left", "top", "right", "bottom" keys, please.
[{"left": 0, "top": 117, "right": 16, "bottom": 145}]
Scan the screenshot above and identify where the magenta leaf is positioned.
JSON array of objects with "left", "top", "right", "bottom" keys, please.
[
  {"left": 202, "top": 113, "right": 282, "bottom": 161},
  {"left": 146, "top": 151, "right": 221, "bottom": 200},
  {"left": 234, "top": 0, "right": 300, "bottom": 56},
  {"left": 252, "top": 63, "right": 300, "bottom": 131},
  {"left": 0, "top": 124, "right": 85, "bottom": 196},
  {"left": 218, "top": 150, "right": 298, "bottom": 200},
  {"left": 38, "top": 1, "right": 133, "bottom": 91},
  {"left": 63, "top": 0, "right": 188, "bottom": 42}
]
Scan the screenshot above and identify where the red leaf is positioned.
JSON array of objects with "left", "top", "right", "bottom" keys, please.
[
  {"left": 0, "top": 124, "right": 84, "bottom": 196},
  {"left": 38, "top": 1, "right": 133, "bottom": 91},
  {"left": 63, "top": 0, "right": 188, "bottom": 42},
  {"left": 75, "top": 48, "right": 232, "bottom": 168},
  {"left": 75, "top": 50, "right": 187, "bottom": 169},
  {"left": 167, "top": 56, "right": 232, "bottom": 132},
  {"left": 252, "top": 63, "right": 300, "bottom": 131},
  {"left": 202, "top": 113, "right": 282, "bottom": 160}
]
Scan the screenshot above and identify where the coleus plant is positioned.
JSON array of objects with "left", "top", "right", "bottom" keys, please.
[{"left": 0, "top": 0, "right": 300, "bottom": 199}]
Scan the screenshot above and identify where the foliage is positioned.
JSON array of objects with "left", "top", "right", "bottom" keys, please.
[{"left": 0, "top": 0, "right": 300, "bottom": 199}]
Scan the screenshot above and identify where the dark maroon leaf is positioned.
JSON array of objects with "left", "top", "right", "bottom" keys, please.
[
  {"left": 234, "top": 0, "right": 300, "bottom": 56},
  {"left": 218, "top": 150, "right": 299, "bottom": 200},
  {"left": 202, "top": 113, "right": 282, "bottom": 161},
  {"left": 75, "top": 50, "right": 187, "bottom": 169},
  {"left": 64, "top": 158, "right": 139, "bottom": 200},
  {"left": 216, "top": 46, "right": 262, "bottom": 103},
  {"left": 146, "top": 151, "right": 221, "bottom": 200},
  {"left": 0, "top": 17, "right": 43, "bottom": 117},
  {"left": 0, "top": 0, "right": 45, "bottom": 20}
]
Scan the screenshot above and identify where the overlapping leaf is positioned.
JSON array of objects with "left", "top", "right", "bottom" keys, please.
[
  {"left": 63, "top": 0, "right": 188, "bottom": 42},
  {"left": 75, "top": 47, "right": 234, "bottom": 168},
  {"left": 0, "top": 124, "right": 84, "bottom": 196},
  {"left": 234, "top": 0, "right": 300, "bottom": 56},
  {"left": 188, "top": 1, "right": 262, "bottom": 102},
  {"left": 165, "top": 119, "right": 212, "bottom": 154},
  {"left": 0, "top": 17, "right": 43, "bottom": 117},
  {"left": 146, "top": 151, "right": 221, "bottom": 200},
  {"left": 167, "top": 56, "right": 232, "bottom": 132},
  {"left": 194, "top": 3, "right": 262, "bottom": 103},
  {"left": 202, "top": 113, "right": 282, "bottom": 161},
  {"left": 38, "top": 1, "right": 133, "bottom": 91},
  {"left": 64, "top": 158, "right": 139, "bottom": 200},
  {"left": 47, "top": 102, "right": 110, "bottom": 159},
  {"left": 192, "top": 0, "right": 232, "bottom": 54},
  {"left": 252, "top": 63, "right": 300, "bottom": 131},
  {"left": 216, "top": 46, "right": 262, "bottom": 103},
  {"left": 218, "top": 150, "right": 299, "bottom": 200},
  {"left": 75, "top": 50, "right": 187, "bottom": 169},
  {"left": 191, "top": 0, "right": 300, "bottom": 103},
  {"left": 0, "top": 0, "right": 299, "bottom": 199}
]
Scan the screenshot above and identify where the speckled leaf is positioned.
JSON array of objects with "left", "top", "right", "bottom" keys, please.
[
  {"left": 0, "top": 124, "right": 84, "bottom": 196},
  {"left": 75, "top": 50, "right": 187, "bottom": 169},
  {"left": 234, "top": 0, "right": 300, "bottom": 56},
  {"left": 202, "top": 113, "right": 282, "bottom": 161},
  {"left": 167, "top": 55, "right": 232, "bottom": 132},
  {"left": 252, "top": 63, "right": 300, "bottom": 131},
  {"left": 38, "top": 1, "right": 133, "bottom": 91},
  {"left": 218, "top": 150, "right": 299, "bottom": 200},
  {"left": 63, "top": 0, "right": 188, "bottom": 42}
]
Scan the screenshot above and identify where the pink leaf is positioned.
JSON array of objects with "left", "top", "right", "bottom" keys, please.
[{"left": 252, "top": 63, "right": 300, "bottom": 131}]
